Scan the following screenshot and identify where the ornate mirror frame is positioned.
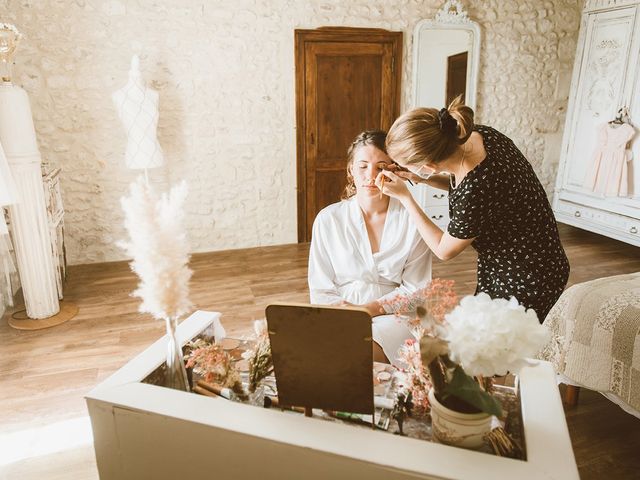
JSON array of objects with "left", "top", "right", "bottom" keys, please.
[{"left": 412, "top": 0, "right": 481, "bottom": 112}]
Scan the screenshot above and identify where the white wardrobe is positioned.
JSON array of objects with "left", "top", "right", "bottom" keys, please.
[{"left": 553, "top": 0, "right": 640, "bottom": 247}]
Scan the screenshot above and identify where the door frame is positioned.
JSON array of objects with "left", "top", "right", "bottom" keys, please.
[{"left": 294, "top": 27, "right": 403, "bottom": 243}]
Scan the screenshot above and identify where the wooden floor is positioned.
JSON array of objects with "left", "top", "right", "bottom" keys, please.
[{"left": 1, "top": 224, "right": 639, "bottom": 479}]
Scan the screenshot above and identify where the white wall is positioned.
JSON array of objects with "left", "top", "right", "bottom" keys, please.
[{"left": 1, "top": 0, "right": 582, "bottom": 266}]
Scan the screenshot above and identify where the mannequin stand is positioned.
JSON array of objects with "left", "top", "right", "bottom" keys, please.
[{"left": 8, "top": 300, "right": 78, "bottom": 330}]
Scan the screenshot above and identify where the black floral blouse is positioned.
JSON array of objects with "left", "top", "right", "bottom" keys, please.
[{"left": 447, "top": 125, "right": 570, "bottom": 322}]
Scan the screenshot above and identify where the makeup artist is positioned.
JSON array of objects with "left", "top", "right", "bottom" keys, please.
[{"left": 375, "top": 97, "right": 570, "bottom": 322}]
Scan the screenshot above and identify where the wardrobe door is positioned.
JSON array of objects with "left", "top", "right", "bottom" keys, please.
[
  {"left": 559, "top": 7, "right": 637, "bottom": 199},
  {"left": 625, "top": 7, "right": 640, "bottom": 206}
]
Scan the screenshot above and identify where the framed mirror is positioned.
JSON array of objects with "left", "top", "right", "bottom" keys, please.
[
  {"left": 408, "top": 1, "right": 481, "bottom": 217},
  {"left": 412, "top": 0, "right": 481, "bottom": 112}
]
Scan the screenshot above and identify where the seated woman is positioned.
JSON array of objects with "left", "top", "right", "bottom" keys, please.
[{"left": 308, "top": 130, "right": 432, "bottom": 366}]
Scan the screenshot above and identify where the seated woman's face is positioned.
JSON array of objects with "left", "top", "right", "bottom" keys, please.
[{"left": 351, "top": 145, "right": 393, "bottom": 197}]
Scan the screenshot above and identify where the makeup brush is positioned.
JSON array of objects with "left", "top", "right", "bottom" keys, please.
[{"left": 390, "top": 162, "right": 414, "bottom": 186}]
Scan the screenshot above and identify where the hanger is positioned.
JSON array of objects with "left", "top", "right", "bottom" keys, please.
[{"left": 609, "top": 106, "right": 631, "bottom": 126}]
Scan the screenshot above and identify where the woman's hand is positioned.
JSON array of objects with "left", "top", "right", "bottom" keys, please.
[
  {"left": 394, "top": 170, "right": 424, "bottom": 185},
  {"left": 375, "top": 170, "right": 411, "bottom": 202},
  {"left": 339, "top": 300, "right": 383, "bottom": 317},
  {"left": 361, "top": 300, "right": 384, "bottom": 317}
]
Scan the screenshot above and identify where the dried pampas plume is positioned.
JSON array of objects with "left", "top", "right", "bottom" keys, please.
[{"left": 119, "top": 178, "right": 193, "bottom": 320}]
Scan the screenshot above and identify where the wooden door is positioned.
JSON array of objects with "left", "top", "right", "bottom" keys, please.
[
  {"left": 295, "top": 28, "right": 402, "bottom": 242},
  {"left": 446, "top": 51, "right": 468, "bottom": 106}
]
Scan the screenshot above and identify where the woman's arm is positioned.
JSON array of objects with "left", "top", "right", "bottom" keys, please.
[
  {"left": 308, "top": 218, "right": 344, "bottom": 305},
  {"left": 402, "top": 195, "right": 474, "bottom": 260},
  {"left": 376, "top": 170, "right": 475, "bottom": 261},
  {"left": 395, "top": 171, "right": 451, "bottom": 191}
]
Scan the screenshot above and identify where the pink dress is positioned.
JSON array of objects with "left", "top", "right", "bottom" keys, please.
[{"left": 584, "top": 122, "right": 635, "bottom": 197}]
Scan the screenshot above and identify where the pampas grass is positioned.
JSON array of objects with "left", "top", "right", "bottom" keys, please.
[{"left": 119, "top": 177, "right": 193, "bottom": 321}]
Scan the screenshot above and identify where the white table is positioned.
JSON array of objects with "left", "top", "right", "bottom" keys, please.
[{"left": 86, "top": 310, "right": 579, "bottom": 480}]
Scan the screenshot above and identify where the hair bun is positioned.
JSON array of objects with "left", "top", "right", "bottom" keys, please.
[{"left": 437, "top": 108, "right": 458, "bottom": 137}]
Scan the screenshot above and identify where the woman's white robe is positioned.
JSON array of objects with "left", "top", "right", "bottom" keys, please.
[{"left": 308, "top": 197, "right": 432, "bottom": 365}]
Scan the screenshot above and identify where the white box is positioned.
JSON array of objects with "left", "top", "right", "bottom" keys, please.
[{"left": 86, "top": 310, "right": 579, "bottom": 480}]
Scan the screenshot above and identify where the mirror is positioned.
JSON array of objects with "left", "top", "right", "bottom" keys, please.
[{"left": 412, "top": 0, "right": 481, "bottom": 111}]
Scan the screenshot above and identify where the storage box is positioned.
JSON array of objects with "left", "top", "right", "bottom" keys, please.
[{"left": 86, "top": 310, "right": 579, "bottom": 480}]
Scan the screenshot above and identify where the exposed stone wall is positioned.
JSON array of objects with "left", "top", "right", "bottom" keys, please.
[
  {"left": 1, "top": 0, "right": 582, "bottom": 266},
  {"left": 469, "top": 0, "right": 583, "bottom": 189}
]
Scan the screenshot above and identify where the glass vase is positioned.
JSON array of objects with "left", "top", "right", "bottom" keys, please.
[
  {"left": 164, "top": 316, "right": 190, "bottom": 392},
  {"left": 247, "top": 384, "right": 266, "bottom": 407}
]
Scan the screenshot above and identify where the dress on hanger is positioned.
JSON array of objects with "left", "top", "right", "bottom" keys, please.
[{"left": 583, "top": 122, "right": 635, "bottom": 197}]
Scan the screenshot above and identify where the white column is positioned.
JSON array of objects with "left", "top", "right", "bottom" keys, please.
[{"left": 0, "top": 85, "right": 59, "bottom": 319}]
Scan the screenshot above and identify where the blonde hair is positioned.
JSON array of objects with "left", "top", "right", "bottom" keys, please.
[
  {"left": 342, "top": 130, "right": 387, "bottom": 200},
  {"left": 386, "top": 95, "right": 474, "bottom": 167}
]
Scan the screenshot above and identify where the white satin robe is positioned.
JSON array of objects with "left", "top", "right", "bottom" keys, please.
[{"left": 308, "top": 197, "right": 432, "bottom": 365}]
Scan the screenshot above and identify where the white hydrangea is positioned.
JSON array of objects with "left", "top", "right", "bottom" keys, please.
[{"left": 443, "top": 293, "right": 550, "bottom": 377}]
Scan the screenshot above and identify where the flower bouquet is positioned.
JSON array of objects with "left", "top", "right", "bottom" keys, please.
[
  {"left": 386, "top": 281, "right": 550, "bottom": 449},
  {"left": 120, "top": 178, "right": 193, "bottom": 391},
  {"left": 247, "top": 319, "right": 274, "bottom": 394},
  {"left": 185, "top": 319, "right": 274, "bottom": 405}
]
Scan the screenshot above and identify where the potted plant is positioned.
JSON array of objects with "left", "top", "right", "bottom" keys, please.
[
  {"left": 388, "top": 282, "right": 549, "bottom": 449},
  {"left": 120, "top": 178, "right": 193, "bottom": 392}
]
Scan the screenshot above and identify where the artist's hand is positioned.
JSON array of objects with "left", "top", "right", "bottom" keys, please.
[
  {"left": 375, "top": 170, "right": 411, "bottom": 202},
  {"left": 394, "top": 170, "right": 424, "bottom": 185},
  {"left": 387, "top": 162, "right": 434, "bottom": 185}
]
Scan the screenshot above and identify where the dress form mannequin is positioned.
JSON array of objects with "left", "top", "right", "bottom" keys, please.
[
  {"left": 112, "top": 55, "right": 164, "bottom": 170},
  {"left": 0, "top": 23, "right": 61, "bottom": 321}
]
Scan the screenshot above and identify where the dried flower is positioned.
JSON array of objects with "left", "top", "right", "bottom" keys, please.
[
  {"left": 119, "top": 178, "right": 192, "bottom": 321},
  {"left": 396, "top": 338, "right": 432, "bottom": 413},
  {"left": 420, "top": 279, "right": 458, "bottom": 325},
  {"left": 186, "top": 342, "right": 238, "bottom": 387},
  {"left": 247, "top": 320, "right": 274, "bottom": 392},
  {"left": 381, "top": 279, "right": 457, "bottom": 333}
]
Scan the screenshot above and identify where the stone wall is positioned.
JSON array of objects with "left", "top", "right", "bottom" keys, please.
[{"left": 1, "top": 0, "right": 582, "bottom": 267}]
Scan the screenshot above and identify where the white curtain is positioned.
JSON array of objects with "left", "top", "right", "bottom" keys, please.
[{"left": 0, "top": 140, "right": 19, "bottom": 308}]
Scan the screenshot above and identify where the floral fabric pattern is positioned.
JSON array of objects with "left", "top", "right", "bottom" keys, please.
[{"left": 447, "top": 125, "right": 570, "bottom": 321}]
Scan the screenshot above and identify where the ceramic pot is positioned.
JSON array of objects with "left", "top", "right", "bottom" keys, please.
[{"left": 428, "top": 388, "right": 492, "bottom": 449}]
